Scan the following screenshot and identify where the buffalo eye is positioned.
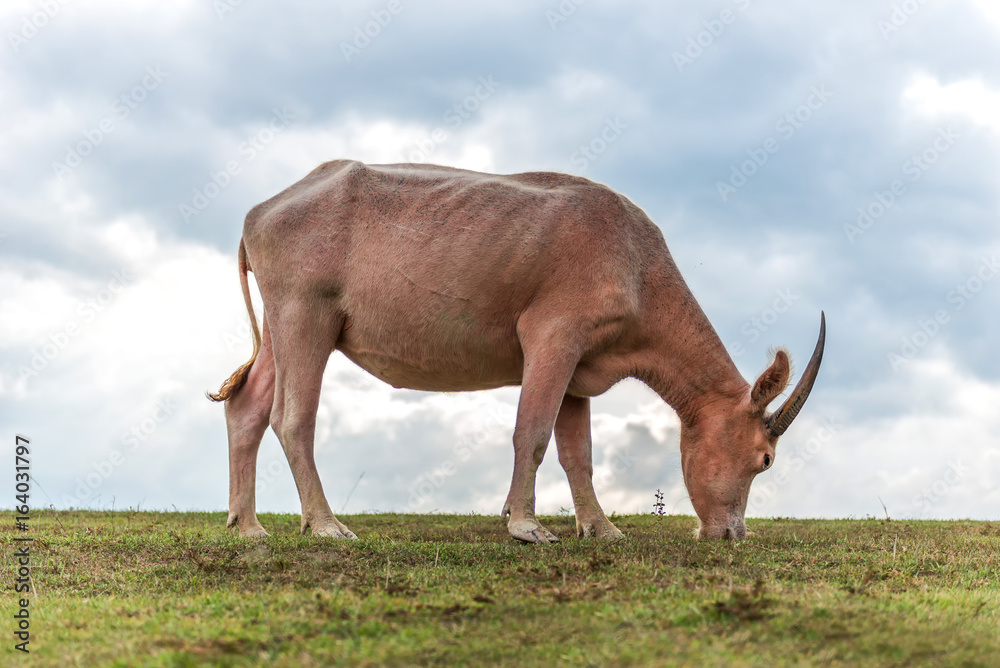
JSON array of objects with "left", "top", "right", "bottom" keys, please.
[{"left": 762, "top": 454, "right": 772, "bottom": 470}]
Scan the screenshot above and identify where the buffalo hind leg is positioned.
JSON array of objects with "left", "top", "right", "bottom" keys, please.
[
  {"left": 502, "top": 331, "right": 582, "bottom": 544},
  {"left": 555, "top": 395, "right": 623, "bottom": 539},
  {"left": 225, "top": 316, "right": 275, "bottom": 537},
  {"left": 269, "top": 301, "right": 355, "bottom": 539}
]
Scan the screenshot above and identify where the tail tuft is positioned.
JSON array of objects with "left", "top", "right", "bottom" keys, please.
[{"left": 207, "top": 360, "right": 255, "bottom": 402}]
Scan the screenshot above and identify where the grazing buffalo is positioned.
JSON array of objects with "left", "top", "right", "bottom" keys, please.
[{"left": 210, "top": 160, "right": 824, "bottom": 542}]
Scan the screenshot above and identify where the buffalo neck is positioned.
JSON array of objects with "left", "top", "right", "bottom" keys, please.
[{"left": 633, "top": 271, "right": 749, "bottom": 427}]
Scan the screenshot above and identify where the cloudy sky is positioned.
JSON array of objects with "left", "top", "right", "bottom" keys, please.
[{"left": 2, "top": 0, "right": 998, "bottom": 527}]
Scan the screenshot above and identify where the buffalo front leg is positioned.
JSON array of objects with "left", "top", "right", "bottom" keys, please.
[
  {"left": 555, "top": 395, "right": 623, "bottom": 539},
  {"left": 268, "top": 302, "right": 355, "bottom": 539},
  {"left": 225, "top": 317, "right": 275, "bottom": 537},
  {"left": 502, "top": 338, "right": 581, "bottom": 544}
]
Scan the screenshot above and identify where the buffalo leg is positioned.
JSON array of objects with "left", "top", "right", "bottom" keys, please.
[
  {"left": 502, "top": 328, "right": 582, "bottom": 544},
  {"left": 554, "top": 395, "right": 623, "bottom": 539},
  {"left": 268, "top": 301, "right": 355, "bottom": 538},
  {"left": 224, "top": 316, "right": 275, "bottom": 537}
]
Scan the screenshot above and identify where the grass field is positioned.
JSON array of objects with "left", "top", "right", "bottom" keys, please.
[{"left": 2, "top": 510, "right": 999, "bottom": 666}]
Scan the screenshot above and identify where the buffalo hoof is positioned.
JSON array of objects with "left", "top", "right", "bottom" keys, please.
[
  {"left": 311, "top": 523, "right": 358, "bottom": 539},
  {"left": 577, "top": 518, "right": 624, "bottom": 540},
  {"left": 228, "top": 514, "right": 269, "bottom": 538},
  {"left": 508, "top": 519, "right": 560, "bottom": 544}
]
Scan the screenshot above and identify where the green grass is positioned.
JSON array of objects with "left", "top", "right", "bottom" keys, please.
[{"left": 2, "top": 511, "right": 999, "bottom": 666}]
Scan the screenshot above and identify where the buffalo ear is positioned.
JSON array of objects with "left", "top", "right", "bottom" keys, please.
[{"left": 750, "top": 349, "right": 790, "bottom": 412}]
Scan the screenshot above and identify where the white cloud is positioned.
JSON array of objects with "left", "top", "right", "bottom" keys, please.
[
  {"left": 904, "top": 74, "right": 1000, "bottom": 133},
  {"left": 970, "top": 0, "right": 1000, "bottom": 29}
]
